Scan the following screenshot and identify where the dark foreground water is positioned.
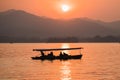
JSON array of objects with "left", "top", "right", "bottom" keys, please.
[{"left": 0, "top": 43, "right": 120, "bottom": 80}]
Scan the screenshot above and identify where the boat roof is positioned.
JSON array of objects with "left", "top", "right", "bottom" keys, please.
[{"left": 33, "top": 47, "right": 83, "bottom": 51}]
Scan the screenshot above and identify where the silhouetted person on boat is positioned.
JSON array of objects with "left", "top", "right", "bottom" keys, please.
[
  {"left": 63, "top": 52, "right": 69, "bottom": 59},
  {"left": 47, "top": 52, "right": 55, "bottom": 59},
  {"left": 50, "top": 52, "right": 54, "bottom": 56},
  {"left": 63, "top": 52, "right": 68, "bottom": 56},
  {"left": 59, "top": 52, "right": 63, "bottom": 57},
  {"left": 48, "top": 52, "right": 54, "bottom": 57}
]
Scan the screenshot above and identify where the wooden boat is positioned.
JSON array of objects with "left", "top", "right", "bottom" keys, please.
[{"left": 31, "top": 47, "right": 83, "bottom": 60}]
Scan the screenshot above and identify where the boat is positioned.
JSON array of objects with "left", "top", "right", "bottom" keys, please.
[{"left": 31, "top": 47, "right": 83, "bottom": 60}]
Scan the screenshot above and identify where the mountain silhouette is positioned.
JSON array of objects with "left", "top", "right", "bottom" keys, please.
[{"left": 0, "top": 9, "right": 120, "bottom": 42}]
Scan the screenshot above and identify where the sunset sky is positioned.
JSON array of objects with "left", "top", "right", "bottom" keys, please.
[{"left": 0, "top": 0, "right": 120, "bottom": 21}]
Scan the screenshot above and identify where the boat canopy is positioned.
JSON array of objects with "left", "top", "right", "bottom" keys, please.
[{"left": 33, "top": 47, "right": 83, "bottom": 52}]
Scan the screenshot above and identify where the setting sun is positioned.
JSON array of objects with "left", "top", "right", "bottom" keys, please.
[{"left": 61, "top": 4, "right": 70, "bottom": 12}]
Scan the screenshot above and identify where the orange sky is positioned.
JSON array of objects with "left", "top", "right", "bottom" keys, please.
[{"left": 0, "top": 0, "right": 120, "bottom": 21}]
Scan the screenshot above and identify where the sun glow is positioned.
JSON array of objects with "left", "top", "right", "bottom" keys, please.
[
  {"left": 61, "top": 44, "right": 70, "bottom": 54},
  {"left": 61, "top": 4, "right": 70, "bottom": 12}
]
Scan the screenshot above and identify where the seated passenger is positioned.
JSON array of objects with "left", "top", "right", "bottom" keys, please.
[
  {"left": 63, "top": 52, "right": 68, "bottom": 56},
  {"left": 59, "top": 52, "right": 63, "bottom": 57},
  {"left": 50, "top": 52, "right": 53, "bottom": 56},
  {"left": 48, "top": 52, "right": 54, "bottom": 57}
]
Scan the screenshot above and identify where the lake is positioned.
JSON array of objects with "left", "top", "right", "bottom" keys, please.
[{"left": 0, "top": 43, "right": 120, "bottom": 80}]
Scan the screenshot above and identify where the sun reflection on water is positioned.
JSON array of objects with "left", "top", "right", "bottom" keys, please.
[{"left": 60, "top": 61, "right": 71, "bottom": 80}]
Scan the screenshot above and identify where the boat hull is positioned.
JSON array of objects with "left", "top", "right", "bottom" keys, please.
[{"left": 31, "top": 54, "right": 82, "bottom": 60}]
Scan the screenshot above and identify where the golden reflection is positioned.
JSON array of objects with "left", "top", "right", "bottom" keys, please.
[
  {"left": 60, "top": 61, "right": 71, "bottom": 80},
  {"left": 61, "top": 44, "right": 70, "bottom": 54}
]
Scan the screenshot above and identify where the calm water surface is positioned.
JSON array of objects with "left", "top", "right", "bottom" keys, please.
[{"left": 0, "top": 43, "right": 120, "bottom": 80}]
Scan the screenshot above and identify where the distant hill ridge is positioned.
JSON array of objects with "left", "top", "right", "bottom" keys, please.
[{"left": 0, "top": 9, "right": 120, "bottom": 42}]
